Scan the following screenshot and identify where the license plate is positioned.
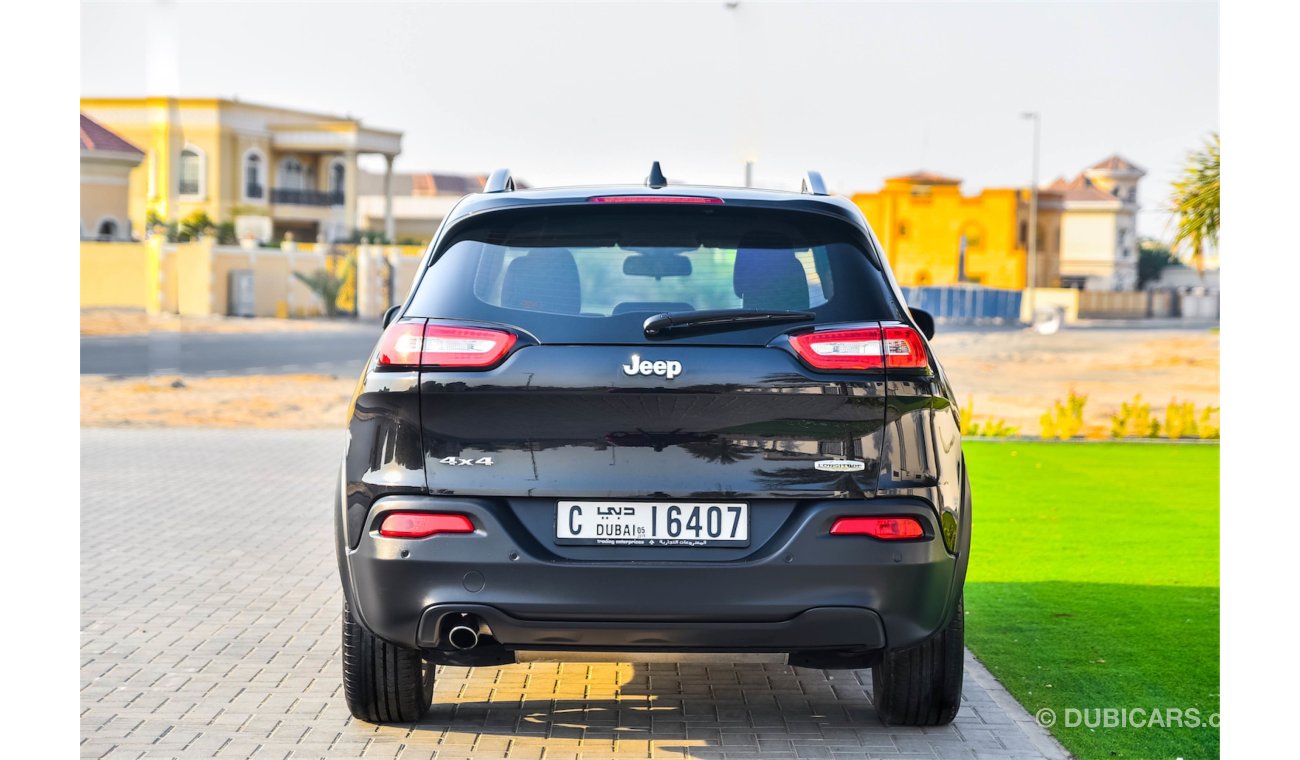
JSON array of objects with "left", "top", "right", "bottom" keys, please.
[{"left": 556, "top": 501, "right": 749, "bottom": 547}]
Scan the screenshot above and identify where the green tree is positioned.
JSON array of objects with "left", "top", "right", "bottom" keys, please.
[
  {"left": 1169, "top": 133, "right": 1219, "bottom": 275},
  {"left": 293, "top": 256, "right": 353, "bottom": 317},
  {"left": 178, "top": 210, "right": 215, "bottom": 242},
  {"left": 1137, "top": 238, "right": 1179, "bottom": 289}
]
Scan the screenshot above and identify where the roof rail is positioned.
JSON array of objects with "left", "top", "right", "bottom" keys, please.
[
  {"left": 801, "top": 171, "right": 828, "bottom": 196},
  {"left": 484, "top": 168, "right": 515, "bottom": 193},
  {"left": 646, "top": 161, "right": 667, "bottom": 189}
]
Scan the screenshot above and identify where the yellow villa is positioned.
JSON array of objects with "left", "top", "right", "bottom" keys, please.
[
  {"left": 851, "top": 172, "right": 1062, "bottom": 291},
  {"left": 78, "top": 97, "right": 403, "bottom": 243}
]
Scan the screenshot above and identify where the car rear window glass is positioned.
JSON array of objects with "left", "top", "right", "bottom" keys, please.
[
  {"left": 472, "top": 245, "right": 831, "bottom": 316},
  {"left": 406, "top": 205, "right": 902, "bottom": 345}
]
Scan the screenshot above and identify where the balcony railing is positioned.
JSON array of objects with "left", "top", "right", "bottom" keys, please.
[
  {"left": 270, "top": 188, "right": 344, "bottom": 206},
  {"left": 245, "top": 183, "right": 264, "bottom": 200}
]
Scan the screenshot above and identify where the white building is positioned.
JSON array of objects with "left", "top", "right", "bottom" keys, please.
[
  {"left": 356, "top": 172, "right": 492, "bottom": 243},
  {"left": 1049, "top": 155, "right": 1146, "bottom": 291}
]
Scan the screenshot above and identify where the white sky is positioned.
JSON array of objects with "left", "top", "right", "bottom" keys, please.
[{"left": 81, "top": 0, "right": 1219, "bottom": 240}]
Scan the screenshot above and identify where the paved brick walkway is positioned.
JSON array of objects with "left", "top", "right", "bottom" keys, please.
[{"left": 81, "top": 429, "right": 1068, "bottom": 759}]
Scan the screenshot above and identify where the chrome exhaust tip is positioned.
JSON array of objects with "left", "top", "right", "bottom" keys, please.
[{"left": 447, "top": 624, "right": 480, "bottom": 650}]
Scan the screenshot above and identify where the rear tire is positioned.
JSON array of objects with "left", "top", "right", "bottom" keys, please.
[
  {"left": 342, "top": 598, "right": 434, "bottom": 723},
  {"left": 871, "top": 596, "right": 964, "bottom": 726}
]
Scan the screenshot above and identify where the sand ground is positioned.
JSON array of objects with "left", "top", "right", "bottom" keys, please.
[
  {"left": 80, "top": 309, "right": 349, "bottom": 337},
  {"left": 932, "top": 324, "right": 1219, "bottom": 437}
]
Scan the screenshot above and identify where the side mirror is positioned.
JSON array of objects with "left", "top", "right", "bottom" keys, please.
[
  {"left": 910, "top": 308, "right": 935, "bottom": 340},
  {"left": 381, "top": 305, "right": 401, "bottom": 328}
]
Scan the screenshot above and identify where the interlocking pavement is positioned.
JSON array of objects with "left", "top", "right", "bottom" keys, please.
[{"left": 81, "top": 429, "right": 1069, "bottom": 759}]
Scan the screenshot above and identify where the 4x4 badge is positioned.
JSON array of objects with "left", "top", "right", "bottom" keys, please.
[
  {"left": 622, "top": 354, "right": 683, "bottom": 380},
  {"left": 815, "top": 460, "right": 866, "bottom": 473}
]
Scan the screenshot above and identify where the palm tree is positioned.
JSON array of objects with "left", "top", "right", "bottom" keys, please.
[{"left": 1169, "top": 133, "right": 1219, "bottom": 275}]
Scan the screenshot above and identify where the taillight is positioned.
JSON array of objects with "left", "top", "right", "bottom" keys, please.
[
  {"left": 587, "top": 195, "right": 724, "bottom": 204},
  {"left": 379, "top": 512, "right": 474, "bottom": 538},
  {"left": 788, "top": 325, "right": 927, "bottom": 370},
  {"left": 881, "top": 325, "right": 928, "bottom": 369},
  {"left": 830, "top": 516, "right": 925, "bottom": 540},
  {"left": 376, "top": 320, "right": 516, "bottom": 370}
]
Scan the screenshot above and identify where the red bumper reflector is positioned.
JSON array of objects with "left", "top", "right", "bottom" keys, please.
[
  {"left": 379, "top": 512, "right": 474, "bottom": 538},
  {"left": 830, "top": 516, "right": 925, "bottom": 540}
]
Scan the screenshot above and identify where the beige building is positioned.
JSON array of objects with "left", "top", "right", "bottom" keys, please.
[
  {"left": 81, "top": 114, "right": 145, "bottom": 241},
  {"left": 78, "top": 97, "right": 402, "bottom": 243},
  {"left": 1049, "top": 155, "right": 1146, "bottom": 291}
]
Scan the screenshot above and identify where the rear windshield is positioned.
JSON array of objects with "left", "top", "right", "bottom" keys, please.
[{"left": 406, "top": 205, "right": 902, "bottom": 344}]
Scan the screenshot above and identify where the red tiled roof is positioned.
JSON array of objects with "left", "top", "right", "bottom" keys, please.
[
  {"left": 412, "top": 173, "right": 487, "bottom": 196},
  {"left": 1050, "top": 173, "right": 1121, "bottom": 203},
  {"left": 889, "top": 171, "right": 961, "bottom": 185},
  {"left": 1088, "top": 154, "right": 1145, "bottom": 175},
  {"left": 80, "top": 114, "right": 144, "bottom": 156}
]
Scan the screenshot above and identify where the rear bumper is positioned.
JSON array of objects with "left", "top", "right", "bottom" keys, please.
[
  {"left": 338, "top": 495, "right": 963, "bottom": 654},
  {"left": 419, "top": 604, "right": 884, "bottom": 651}
]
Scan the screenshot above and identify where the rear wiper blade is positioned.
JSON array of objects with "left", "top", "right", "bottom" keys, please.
[{"left": 643, "top": 309, "right": 815, "bottom": 337}]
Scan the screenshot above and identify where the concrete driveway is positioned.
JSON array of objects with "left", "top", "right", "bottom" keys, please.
[{"left": 80, "top": 429, "right": 1068, "bottom": 759}]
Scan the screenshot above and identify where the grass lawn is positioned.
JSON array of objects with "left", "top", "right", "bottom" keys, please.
[{"left": 963, "top": 441, "right": 1219, "bottom": 760}]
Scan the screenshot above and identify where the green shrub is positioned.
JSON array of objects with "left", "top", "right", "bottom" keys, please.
[
  {"left": 1164, "top": 400, "right": 1198, "bottom": 440},
  {"left": 1165, "top": 399, "right": 1219, "bottom": 440},
  {"left": 1198, "top": 405, "right": 1220, "bottom": 439},
  {"left": 1040, "top": 390, "right": 1087, "bottom": 440},
  {"left": 177, "top": 210, "right": 215, "bottom": 242},
  {"left": 1110, "top": 394, "right": 1160, "bottom": 438},
  {"left": 293, "top": 255, "right": 354, "bottom": 318},
  {"left": 960, "top": 397, "right": 1019, "bottom": 437}
]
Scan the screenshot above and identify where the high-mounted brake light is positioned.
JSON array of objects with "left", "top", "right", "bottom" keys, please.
[
  {"left": 788, "top": 325, "right": 928, "bottom": 371},
  {"left": 587, "top": 195, "right": 724, "bottom": 204},
  {"left": 830, "top": 516, "right": 925, "bottom": 540},
  {"left": 379, "top": 512, "right": 475, "bottom": 538},
  {"left": 376, "top": 320, "right": 516, "bottom": 370}
]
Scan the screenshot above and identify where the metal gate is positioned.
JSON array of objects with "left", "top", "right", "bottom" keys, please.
[{"left": 902, "top": 286, "right": 1023, "bottom": 324}]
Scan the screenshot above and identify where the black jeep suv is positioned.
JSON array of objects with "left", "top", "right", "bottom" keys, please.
[{"left": 335, "top": 166, "right": 970, "bottom": 726}]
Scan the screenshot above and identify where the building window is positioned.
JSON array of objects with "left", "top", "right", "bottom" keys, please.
[
  {"left": 1018, "top": 221, "right": 1028, "bottom": 247},
  {"left": 329, "top": 159, "right": 345, "bottom": 195},
  {"left": 243, "top": 150, "right": 265, "bottom": 201},
  {"left": 96, "top": 217, "right": 118, "bottom": 241},
  {"left": 278, "top": 157, "right": 304, "bottom": 190},
  {"left": 178, "top": 146, "right": 204, "bottom": 197}
]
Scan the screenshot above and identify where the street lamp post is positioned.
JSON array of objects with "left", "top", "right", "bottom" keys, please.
[{"left": 1020, "top": 111, "right": 1040, "bottom": 322}]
